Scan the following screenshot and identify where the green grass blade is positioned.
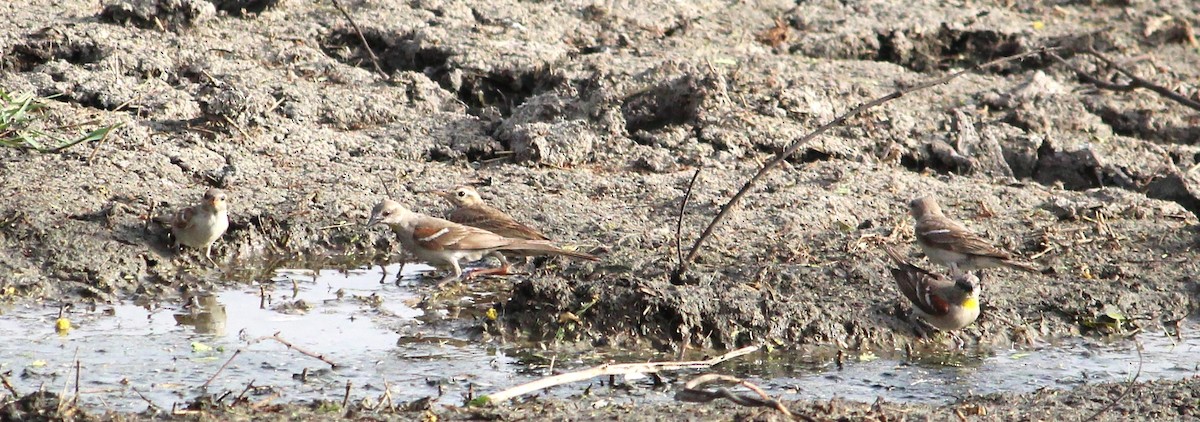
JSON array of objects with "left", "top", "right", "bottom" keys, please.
[{"left": 49, "top": 123, "right": 122, "bottom": 153}]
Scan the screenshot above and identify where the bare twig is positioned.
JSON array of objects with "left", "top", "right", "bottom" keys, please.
[
  {"left": 677, "top": 47, "right": 1060, "bottom": 274},
  {"left": 378, "top": 380, "right": 394, "bottom": 411},
  {"left": 675, "top": 168, "right": 702, "bottom": 274},
  {"left": 130, "top": 387, "right": 162, "bottom": 412},
  {"left": 1, "top": 372, "right": 18, "bottom": 397},
  {"left": 1085, "top": 49, "right": 1200, "bottom": 111},
  {"left": 202, "top": 349, "right": 243, "bottom": 389},
  {"left": 377, "top": 174, "right": 393, "bottom": 198},
  {"left": 85, "top": 120, "right": 116, "bottom": 164},
  {"left": 677, "top": 374, "right": 808, "bottom": 421},
  {"left": 1083, "top": 339, "right": 1144, "bottom": 421},
  {"left": 480, "top": 345, "right": 759, "bottom": 404},
  {"left": 234, "top": 380, "right": 256, "bottom": 403},
  {"left": 342, "top": 381, "right": 352, "bottom": 410},
  {"left": 330, "top": 0, "right": 385, "bottom": 75},
  {"left": 73, "top": 359, "right": 81, "bottom": 405},
  {"left": 250, "top": 332, "right": 340, "bottom": 368},
  {"left": 1050, "top": 50, "right": 1200, "bottom": 112}
]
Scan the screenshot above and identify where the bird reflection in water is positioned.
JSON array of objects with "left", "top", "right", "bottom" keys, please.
[{"left": 173, "top": 293, "right": 228, "bottom": 335}]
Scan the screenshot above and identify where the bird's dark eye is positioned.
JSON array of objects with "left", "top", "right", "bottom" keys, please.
[
  {"left": 382, "top": 211, "right": 391, "bottom": 216},
  {"left": 457, "top": 191, "right": 466, "bottom": 197}
]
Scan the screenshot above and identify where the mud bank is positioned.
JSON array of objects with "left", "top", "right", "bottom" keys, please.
[{"left": 1, "top": 0, "right": 1199, "bottom": 418}]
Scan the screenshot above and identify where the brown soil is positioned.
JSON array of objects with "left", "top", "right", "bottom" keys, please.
[{"left": 2, "top": 0, "right": 1199, "bottom": 419}]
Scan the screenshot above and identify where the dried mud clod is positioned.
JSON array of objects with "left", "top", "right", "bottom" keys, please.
[
  {"left": 210, "top": 0, "right": 282, "bottom": 15},
  {"left": 100, "top": 0, "right": 216, "bottom": 31},
  {"left": 2, "top": 1, "right": 1200, "bottom": 410}
]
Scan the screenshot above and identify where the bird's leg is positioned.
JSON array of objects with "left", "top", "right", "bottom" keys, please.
[
  {"left": 436, "top": 261, "right": 464, "bottom": 287},
  {"left": 464, "top": 252, "right": 513, "bottom": 279},
  {"left": 204, "top": 245, "right": 217, "bottom": 266},
  {"left": 394, "top": 261, "right": 406, "bottom": 286},
  {"left": 950, "top": 333, "right": 965, "bottom": 349},
  {"left": 906, "top": 311, "right": 934, "bottom": 340}
]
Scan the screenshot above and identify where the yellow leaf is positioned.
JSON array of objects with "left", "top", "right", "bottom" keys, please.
[
  {"left": 1032, "top": 21, "right": 1045, "bottom": 30},
  {"left": 485, "top": 308, "right": 498, "bottom": 321},
  {"left": 30, "top": 360, "right": 46, "bottom": 367},
  {"left": 55, "top": 318, "right": 71, "bottom": 334},
  {"left": 191, "top": 342, "right": 213, "bottom": 352}
]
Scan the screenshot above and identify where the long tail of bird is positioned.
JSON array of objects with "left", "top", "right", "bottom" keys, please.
[
  {"left": 881, "top": 245, "right": 909, "bottom": 266},
  {"left": 1002, "top": 259, "right": 1042, "bottom": 274},
  {"left": 502, "top": 241, "right": 599, "bottom": 261}
]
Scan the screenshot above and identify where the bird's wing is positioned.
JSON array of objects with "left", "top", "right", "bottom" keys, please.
[
  {"left": 883, "top": 246, "right": 950, "bottom": 316},
  {"left": 915, "top": 217, "right": 1012, "bottom": 260},
  {"left": 411, "top": 217, "right": 513, "bottom": 251},
  {"left": 449, "top": 205, "right": 549, "bottom": 241},
  {"left": 172, "top": 207, "right": 197, "bottom": 231},
  {"left": 892, "top": 269, "right": 951, "bottom": 316}
]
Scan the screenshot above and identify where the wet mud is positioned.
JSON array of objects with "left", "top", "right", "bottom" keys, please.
[{"left": 2, "top": 0, "right": 1200, "bottom": 419}]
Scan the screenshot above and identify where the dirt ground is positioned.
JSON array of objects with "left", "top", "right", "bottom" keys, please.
[{"left": 2, "top": 0, "right": 1199, "bottom": 419}]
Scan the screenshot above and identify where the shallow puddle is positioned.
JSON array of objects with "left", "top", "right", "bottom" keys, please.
[{"left": 0, "top": 264, "right": 1196, "bottom": 412}]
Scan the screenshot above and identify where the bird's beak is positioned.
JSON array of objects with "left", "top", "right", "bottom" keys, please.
[
  {"left": 366, "top": 215, "right": 381, "bottom": 227},
  {"left": 433, "top": 190, "right": 451, "bottom": 199}
]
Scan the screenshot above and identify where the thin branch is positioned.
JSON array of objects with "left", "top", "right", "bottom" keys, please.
[
  {"left": 377, "top": 174, "right": 393, "bottom": 198},
  {"left": 330, "top": 0, "right": 385, "bottom": 76},
  {"left": 73, "top": 359, "right": 81, "bottom": 405},
  {"left": 130, "top": 386, "right": 162, "bottom": 412},
  {"left": 0, "top": 372, "right": 18, "bottom": 398},
  {"left": 1080, "top": 49, "right": 1200, "bottom": 112},
  {"left": 678, "top": 46, "right": 1060, "bottom": 272},
  {"left": 1083, "top": 339, "right": 1144, "bottom": 421},
  {"left": 675, "top": 168, "right": 702, "bottom": 275},
  {"left": 676, "top": 374, "right": 808, "bottom": 420},
  {"left": 1047, "top": 52, "right": 1137, "bottom": 92},
  {"left": 85, "top": 121, "right": 117, "bottom": 164},
  {"left": 202, "top": 349, "right": 243, "bottom": 389},
  {"left": 250, "top": 332, "right": 340, "bottom": 368},
  {"left": 480, "top": 345, "right": 759, "bottom": 404}
]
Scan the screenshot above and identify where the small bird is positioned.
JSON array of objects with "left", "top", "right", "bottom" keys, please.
[
  {"left": 882, "top": 245, "right": 981, "bottom": 332},
  {"left": 437, "top": 186, "right": 549, "bottom": 240},
  {"left": 909, "top": 196, "right": 1040, "bottom": 273},
  {"left": 170, "top": 188, "right": 229, "bottom": 262},
  {"left": 436, "top": 186, "right": 548, "bottom": 275},
  {"left": 367, "top": 199, "right": 597, "bottom": 283}
]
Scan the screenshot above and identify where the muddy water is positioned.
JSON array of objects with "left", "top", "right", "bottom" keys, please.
[{"left": 0, "top": 264, "right": 1196, "bottom": 412}]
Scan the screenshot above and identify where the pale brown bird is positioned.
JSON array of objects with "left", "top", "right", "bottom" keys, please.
[
  {"left": 367, "top": 199, "right": 597, "bottom": 283},
  {"left": 882, "top": 245, "right": 981, "bottom": 332},
  {"left": 170, "top": 188, "right": 229, "bottom": 262},
  {"left": 437, "top": 186, "right": 549, "bottom": 240},
  {"left": 909, "top": 196, "right": 1040, "bottom": 274},
  {"left": 436, "top": 186, "right": 549, "bottom": 275}
]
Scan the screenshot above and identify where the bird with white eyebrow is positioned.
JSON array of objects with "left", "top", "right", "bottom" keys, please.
[
  {"left": 435, "top": 186, "right": 553, "bottom": 276},
  {"left": 909, "top": 195, "right": 1040, "bottom": 274},
  {"left": 367, "top": 199, "right": 597, "bottom": 283}
]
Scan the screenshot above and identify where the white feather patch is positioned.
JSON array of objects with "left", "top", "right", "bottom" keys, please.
[
  {"left": 418, "top": 228, "right": 450, "bottom": 242},
  {"left": 921, "top": 229, "right": 952, "bottom": 236}
]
